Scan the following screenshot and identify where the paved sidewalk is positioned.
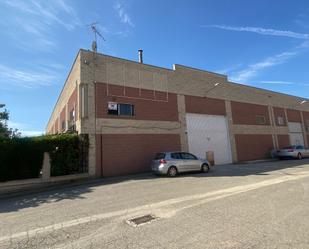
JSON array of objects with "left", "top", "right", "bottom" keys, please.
[{"left": 1, "top": 159, "right": 309, "bottom": 248}]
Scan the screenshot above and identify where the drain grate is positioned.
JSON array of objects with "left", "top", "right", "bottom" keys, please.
[{"left": 127, "top": 214, "right": 156, "bottom": 226}]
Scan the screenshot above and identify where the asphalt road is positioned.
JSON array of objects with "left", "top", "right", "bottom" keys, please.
[{"left": 1, "top": 159, "right": 309, "bottom": 249}]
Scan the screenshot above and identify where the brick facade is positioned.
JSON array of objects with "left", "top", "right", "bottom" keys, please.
[
  {"left": 95, "top": 83, "right": 179, "bottom": 121},
  {"left": 185, "top": 95, "right": 226, "bottom": 115},
  {"left": 231, "top": 101, "right": 270, "bottom": 125},
  {"left": 46, "top": 50, "right": 309, "bottom": 177},
  {"left": 235, "top": 134, "right": 274, "bottom": 161},
  {"left": 287, "top": 109, "right": 301, "bottom": 122},
  {"left": 96, "top": 134, "right": 181, "bottom": 177},
  {"left": 277, "top": 135, "right": 290, "bottom": 149}
]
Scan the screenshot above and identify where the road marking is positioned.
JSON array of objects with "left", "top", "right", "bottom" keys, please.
[{"left": 1, "top": 171, "right": 309, "bottom": 242}]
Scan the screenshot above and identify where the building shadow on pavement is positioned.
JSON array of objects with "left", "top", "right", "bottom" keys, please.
[
  {"left": 0, "top": 182, "right": 97, "bottom": 213},
  {"left": 203, "top": 158, "right": 309, "bottom": 178},
  {"left": 0, "top": 159, "right": 308, "bottom": 214}
]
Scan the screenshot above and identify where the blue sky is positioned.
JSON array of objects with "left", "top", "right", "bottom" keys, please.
[{"left": 0, "top": 0, "right": 309, "bottom": 136}]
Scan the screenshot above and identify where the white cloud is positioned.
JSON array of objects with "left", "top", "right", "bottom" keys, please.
[
  {"left": 258, "top": 80, "right": 294, "bottom": 85},
  {"left": 20, "top": 130, "right": 44, "bottom": 137},
  {"left": 230, "top": 51, "right": 299, "bottom": 82},
  {"left": 257, "top": 80, "right": 309, "bottom": 87},
  {"left": 7, "top": 121, "right": 28, "bottom": 129},
  {"left": 0, "top": 64, "right": 57, "bottom": 89},
  {"left": 216, "top": 63, "right": 243, "bottom": 75},
  {"left": 7, "top": 121, "right": 43, "bottom": 137},
  {"left": 204, "top": 25, "right": 309, "bottom": 39},
  {"left": 2, "top": 0, "right": 81, "bottom": 52},
  {"left": 114, "top": 2, "right": 135, "bottom": 28},
  {"left": 4, "top": 0, "right": 81, "bottom": 31}
]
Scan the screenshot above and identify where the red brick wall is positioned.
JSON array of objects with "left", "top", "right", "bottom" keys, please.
[
  {"left": 185, "top": 95, "right": 226, "bottom": 115},
  {"left": 303, "top": 111, "right": 309, "bottom": 121},
  {"left": 235, "top": 134, "right": 274, "bottom": 161},
  {"left": 303, "top": 111, "right": 309, "bottom": 130},
  {"left": 49, "top": 124, "right": 54, "bottom": 134},
  {"left": 59, "top": 107, "right": 66, "bottom": 132},
  {"left": 277, "top": 135, "right": 290, "bottom": 149},
  {"left": 286, "top": 109, "right": 301, "bottom": 122},
  {"left": 273, "top": 107, "right": 287, "bottom": 126},
  {"left": 54, "top": 118, "right": 59, "bottom": 134},
  {"left": 68, "top": 87, "right": 77, "bottom": 120},
  {"left": 96, "top": 134, "right": 181, "bottom": 177},
  {"left": 95, "top": 83, "right": 179, "bottom": 121},
  {"left": 231, "top": 101, "right": 270, "bottom": 125}
]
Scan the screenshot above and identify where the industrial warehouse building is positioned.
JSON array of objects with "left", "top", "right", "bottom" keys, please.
[{"left": 46, "top": 49, "right": 309, "bottom": 177}]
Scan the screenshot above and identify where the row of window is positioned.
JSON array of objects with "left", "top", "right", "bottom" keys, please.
[
  {"left": 105, "top": 103, "right": 308, "bottom": 130},
  {"left": 60, "top": 108, "right": 76, "bottom": 132},
  {"left": 255, "top": 115, "right": 285, "bottom": 125}
]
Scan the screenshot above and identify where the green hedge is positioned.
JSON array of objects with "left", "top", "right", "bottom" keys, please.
[{"left": 0, "top": 134, "right": 88, "bottom": 182}]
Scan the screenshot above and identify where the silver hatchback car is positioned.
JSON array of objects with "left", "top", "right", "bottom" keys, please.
[{"left": 151, "top": 151, "right": 211, "bottom": 177}]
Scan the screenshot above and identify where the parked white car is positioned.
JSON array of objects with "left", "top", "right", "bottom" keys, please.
[
  {"left": 277, "top": 145, "right": 309, "bottom": 160},
  {"left": 151, "top": 152, "right": 211, "bottom": 177}
]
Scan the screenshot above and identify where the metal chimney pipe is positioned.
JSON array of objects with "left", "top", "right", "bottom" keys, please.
[{"left": 138, "top": 49, "right": 143, "bottom": 63}]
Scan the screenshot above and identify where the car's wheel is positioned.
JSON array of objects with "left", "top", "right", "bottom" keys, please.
[
  {"left": 167, "top": 166, "right": 178, "bottom": 177},
  {"left": 297, "top": 153, "right": 302, "bottom": 160},
  {"left": 201, "top": 164, "right": 210, "bottom": 173}
]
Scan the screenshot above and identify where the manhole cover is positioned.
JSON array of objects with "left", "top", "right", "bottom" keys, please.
[{"left": 127, "top": 214, "right": 156, "bottom": 226}]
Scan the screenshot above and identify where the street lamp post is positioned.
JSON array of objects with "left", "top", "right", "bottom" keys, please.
[{"left": 204, "top": 82, "right": 221, "bottom": 96}]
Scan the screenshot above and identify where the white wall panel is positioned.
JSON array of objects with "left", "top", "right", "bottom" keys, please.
[
  {"left": 288, "top": 122, "right": 304, "bottom": 146},
  {"left": 288, "top": 122, "right": 302, "bottom": 133},
  {"left": 289, "top": 133, "right": 304, "bottom": 146}
]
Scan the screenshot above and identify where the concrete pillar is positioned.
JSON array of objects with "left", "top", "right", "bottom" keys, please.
[
  {"left": 284, "top": 108, "right": 291, "bottom": 145},
  {"left": 88, "top": 134, "right": 97, "bottom": 176},
  {"left": 177, "top": 94, "right": 189, "bottom": 152},
  {"left": 268, "top": 105, "right": 278, "bottom": 149},
  {"left": 300, "top": 111, "right": 308, "bottom": 147},
  {"left": 42, "top": 152, "right": 51, "bottom": 180},
  {"left": 225, "top": 100, "right": 238, "bottom": 163}
]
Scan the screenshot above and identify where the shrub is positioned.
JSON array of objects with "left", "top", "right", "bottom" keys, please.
[
  {"left": 0, "top": 134, "right": 88, "bottom": 182},
  {"left": 0, "top": 137, "right": 43, "bottom": 181}
]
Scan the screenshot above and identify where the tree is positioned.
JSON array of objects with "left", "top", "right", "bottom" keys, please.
[{"left": 0, "top": 104, "right": 21, "bottom": 138}]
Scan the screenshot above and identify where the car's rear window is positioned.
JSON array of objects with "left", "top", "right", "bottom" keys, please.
[
  {"left": 154, "top": 153, "right": 165, "bottom": 160},
  {"left": 171, "top": 153, "right": 181, "bottom": 159}
]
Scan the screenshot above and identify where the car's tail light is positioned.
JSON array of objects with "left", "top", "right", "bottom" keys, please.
[
  {"left": 159, "top": 159, "right": 167, "bottom": 164},
  {"left": 287, "top": 149, "right": 294, "bottom": 152}
]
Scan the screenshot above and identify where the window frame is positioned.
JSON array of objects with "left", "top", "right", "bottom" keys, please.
[
  {"left": 107, "top": 102, "right": 135, "bottom": 117},
  {"left": 277, "top": 116, "right": 284, "bottom": 126},
  {"left": 118, "top": 103, "right": 135, "bottom": 116},
  {"left": 256, "top": 115, "right": 266, "bottom": 125}
]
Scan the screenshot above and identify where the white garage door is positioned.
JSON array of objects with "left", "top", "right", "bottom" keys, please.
[
  {"left": 288, "top": 122, "right": 304, "bottom": 146},
  {"left": 186, "top": 113, "right": 232, "bottom": 165}
]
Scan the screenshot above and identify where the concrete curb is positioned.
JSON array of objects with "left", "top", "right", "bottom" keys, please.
[
  {"left": 0, "top": 175, "right": 95, "bottom": 200},
  {"left": 0, "top": 172, "right": 154, "bottom": 200}
]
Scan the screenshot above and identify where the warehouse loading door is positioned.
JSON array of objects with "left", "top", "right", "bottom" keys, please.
[
  {"left": 186, "top": 113, "right": 232, "bottom": 165},
  {"left": 288, "top": 122, "right": 304, "bottom": 146}
]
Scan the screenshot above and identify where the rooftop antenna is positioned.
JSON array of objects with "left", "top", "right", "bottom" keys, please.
[{"left": 88, "top": 22, "right": 106, "bottom": 52}]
